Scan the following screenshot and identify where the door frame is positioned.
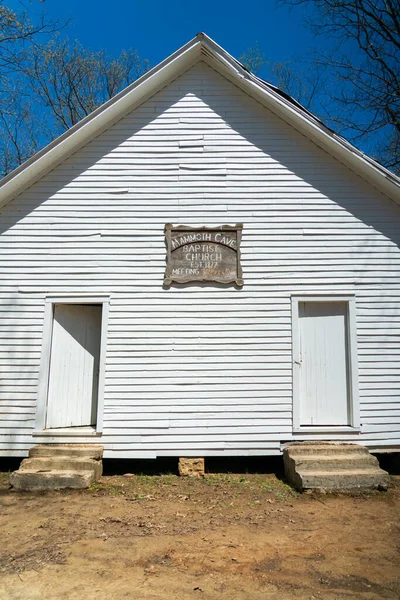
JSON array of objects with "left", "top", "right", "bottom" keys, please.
[
  {"left": 291, "top": 295, "right": 360, "bottom": 433},
  {"left": 35, "top": 295, "right": 110, "bottom": 435}
]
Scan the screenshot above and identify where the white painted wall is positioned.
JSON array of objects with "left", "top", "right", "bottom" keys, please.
[{"left": 0, "top": 61, "right": 399, "bottom": 457}]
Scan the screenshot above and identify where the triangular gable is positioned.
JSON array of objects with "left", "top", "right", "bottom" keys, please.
[{"left": 0, "top": 32, "right": 399, "bottom": 207}]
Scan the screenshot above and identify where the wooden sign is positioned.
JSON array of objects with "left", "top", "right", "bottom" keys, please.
[{"left": 164, "top": 224, "right": 243, "bottom": 286}]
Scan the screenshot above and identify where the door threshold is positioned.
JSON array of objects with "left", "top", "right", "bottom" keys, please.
[
  {"left": 293, "top": 426, "right": 360, "bottom": 434},
  {"left": 33, "top": 426, "right": 100, "bottom": 437}
]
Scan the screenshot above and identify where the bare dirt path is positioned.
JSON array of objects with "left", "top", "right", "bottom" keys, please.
[{"left": 0, "top": 469, "right": 399, "bottom": 600}]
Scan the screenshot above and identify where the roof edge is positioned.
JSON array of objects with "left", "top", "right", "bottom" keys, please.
[
  {"left": 0, "top": 34, "right": 203, "bottom": 207},
  {"left": 198, "top": 34, "right": 400, "bottom": 204},
  {"left": 0, "top": 32, "right": 399, "bottom": 208}
]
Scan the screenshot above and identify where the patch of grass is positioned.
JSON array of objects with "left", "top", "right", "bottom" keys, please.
[
  {"left": 86, "top": 472, "right": 300, "bottom": 502},
  {"left": 202, "top": 473, "right": 298, "bottom": 501},
  {"left": 260, "top": 479, "right": 298, "bottom": 500},
  {"left": 135, "top": 473, "right": 153, "bottom": 483},
  {"left": 161, "top": 474, "right": 176, "bottom": 485},
  {"left": 203, "top": 473, "right": 239, "bottom": 486},
  {"left": 125, "top": 474, "right": 177, "bottom": 487},
  {"left": 108, "top": 486, "right": 124, "bottom": 496},
  {"left": 88, "top": 482, "right": 102, "bottom": 493},
  {"left": 133, "top": 493, "right": 148, "bottom": 500},
  {"left": 260, "top": 481, "right": 274, "bottom": 492},
  {"left": 274, "top": 487, "right": 298, "bottom": 501}
]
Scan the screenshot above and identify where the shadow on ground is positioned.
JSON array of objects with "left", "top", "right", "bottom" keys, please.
[
  {"left": 101, "top": 456, "right": 285, "bottom": 477},
  {"left": 1, "top": 453, "right": 399, "bottom": 478},
  {"left": 376, "top": 452, "right": 400, "bottom": 475}
]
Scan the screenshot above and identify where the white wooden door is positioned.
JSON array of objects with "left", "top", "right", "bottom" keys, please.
[
  {"left": 46, "top": 304, "right": 102, "bottom": 429},
  {"left": 299, "top": 301, "right": 350, "bottom": 426}
]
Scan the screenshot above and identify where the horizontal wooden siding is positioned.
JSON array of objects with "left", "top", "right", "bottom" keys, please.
[{"left": 0, "top": 62, "right": 399, "bottom": 456}]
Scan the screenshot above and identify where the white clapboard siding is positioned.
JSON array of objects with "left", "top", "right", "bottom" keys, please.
[{"left": 0, "top": 61, "right": 399, "bottom": 456}]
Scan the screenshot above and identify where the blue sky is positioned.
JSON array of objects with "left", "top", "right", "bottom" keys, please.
[
  {"left": 11, "top": 0, "right": 320, "bottom": 80},
  {"left": 7, "top": 0, "right": 386, "bottom": 163}
]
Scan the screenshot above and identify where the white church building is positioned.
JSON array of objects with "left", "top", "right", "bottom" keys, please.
[{"left": 0, "top": 34, "right": 399, "bottom": 459}]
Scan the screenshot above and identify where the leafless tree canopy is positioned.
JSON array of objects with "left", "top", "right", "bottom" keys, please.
[
  {"left": 1, "top": 1, "right": 398, "bottom": 176},
  {"left": 278, "top": 0, "right": 400, "bottom": 172},
  {"left": 239, "top": 42, "right": 268, "bottom": 75},
  {"left": 0, "top": 1, "right": 66, "bottom": 175},
  {"left": 26, "top": 37, "right": 149, "bottom": 131},
  {"left": 0, "top": 2, "right": 149, "bottom": 177},
  {"left": 0, "top": 1, "right": 64, "bottom": 72}
]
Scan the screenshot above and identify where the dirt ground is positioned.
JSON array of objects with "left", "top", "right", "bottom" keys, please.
[{"left": 0, "top": 458, "right": 399, "bottom": 600}]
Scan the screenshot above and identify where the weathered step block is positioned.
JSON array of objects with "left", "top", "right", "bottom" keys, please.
[
  {"left": 284, "top": 443, "right": 390, "bottom": 492},
  {"left": 29, "top": 444, "right": 103, "bottom": 460},
  {"left": 9, "top": 470, "right": 95, "bottom": 491},
  {"left": 20, "top": 457, "right": 103, "bottom": 479},
  {"left": 10, "top": 444, "right": 104, "bottom": 491},
  {"left": 297, "top": 469, "right": 390, "bottom": 491},
  {"left": 293, "top": 453, "right": 379, "bottom": 472},
  {"left": 285, "top": 443, "right": 370, "bottom": 457}
]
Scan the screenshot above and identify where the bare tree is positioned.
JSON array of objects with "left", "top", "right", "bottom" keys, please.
[
  {"left": 278, "top": 0, "right": 400, "bottom": 172},
  {"left": 270, "top": 60, "right": 327, "bottom": 111},
  {"left": 0, "top": 1, "right": 67, "bottom": 176},
  {"left": 0, "top": 0, "right": 65, "bottom": 73},
  {"left": 0, "top": 2, "right": 149, "bottom": 177},
  {"left": 25, "top": 37, "right": 150, "bottom": 131},
  {"left": 239, "top": 42, "right": 268, "bottom": 75},
  {"left": 239, "top": 43, "right": 330, "bottom": 125},
  {"left": 0, "top": 89, "right": 40, "bottom": 176}
]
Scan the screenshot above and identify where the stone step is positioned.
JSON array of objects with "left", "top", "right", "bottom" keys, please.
[
  {"left": 9, "top": 470, "right": 95, "bottom": 491},
  {"left": 285, "top": 443, "right": 370, "bottom": 457},
  {"left": 9, "top": 444, "right": 104, "bottom": 491},
  {"left": 283, "top": 442, "right": 390, "bottom": 491},
  {"left": 297, "top": 468, "right": 390, "bottom": 491},
  {"left": 29, "top": 444, "right": 103, "bottom": 460},
  {"left": 289, "top": 453, "right": 379, "bottom": 471},
  {"left": 19, "top": 457, "right": 103, "bottom": 478}
]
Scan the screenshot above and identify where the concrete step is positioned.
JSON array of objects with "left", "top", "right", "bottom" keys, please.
[
  {"left": 29, "top": 444, "right": 103, "bottom": 460},
  {"left": 285, "top": 443, "right": 370, "bottom": 457},
  {"left": 9, "top": 470, "right": 95, "bottom": 491},
  {"left": 283, "top": 442, "right": 390, "bottom": 491},
  {"left": 290, "top": 453, "right": 379, "bottom": 471},
  {"left": 297, "top": 468, "right": 390, "bottom": 491},
  {"left": 19, "top": 457, "right": 103, "bottom": 478},
  {"left": 9, "top": 444, "right": 104, "bottom": 491}
]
